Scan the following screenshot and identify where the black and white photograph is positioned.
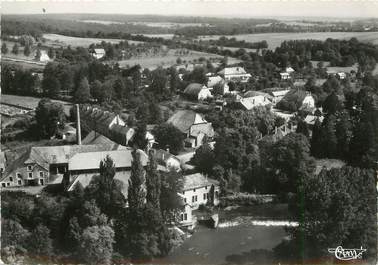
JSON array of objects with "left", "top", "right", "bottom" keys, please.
[{"left": 0, "top": 0, "right": 377, "bottom": 264}]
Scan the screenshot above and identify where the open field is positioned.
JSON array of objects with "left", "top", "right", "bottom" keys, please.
[
  {"left": 199, "top": 31, "right": 378, "bottom": 50},
  {"left": 116, "top": 49, "right": 241, "bottom": 70},
  {"left": 1, "top": 94, "right": 73, "bottom": 116},
  {"left": 42, "top": 33, "right": 143, "bottom": 48}
]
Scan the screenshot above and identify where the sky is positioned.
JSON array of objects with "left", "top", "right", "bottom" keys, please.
[{"left": 2, "top": 0, "right": 378, "bottom": 19}]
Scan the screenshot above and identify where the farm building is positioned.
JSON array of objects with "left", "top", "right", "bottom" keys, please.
[
  {"left": 218, "top": 67, "right": 251, "bottom": 83},
  {"left": 167, "top": 110, "right": 214, "bottom": 148},
  {"left": 183, "top": 83, "right": 212, "bottom": 101},
  {"left": 64, "top": 149, "right": 148, "bottom": 198},
  {"left": 0, "top": 144, "right": 123, "bottom": 188}
]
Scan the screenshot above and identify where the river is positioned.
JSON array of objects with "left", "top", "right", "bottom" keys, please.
[{"left": 162, "top": 224, "right": 286, "bottom": 265}]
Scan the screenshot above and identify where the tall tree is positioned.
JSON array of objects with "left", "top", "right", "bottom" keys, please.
[
  {"left": 190, "top": 141, "right": 215, "bottom": 176},
  {"left": 321, "top": 114, "right": 338, "bottom": 158},
  {"left": 132, "top": 122, "right": 148, "bottom": 150},
  {"left": 11, "top": 43, "right": 19, "bottom": 55},
  {"left": 268, "top": 133, "right": 315, "bottom": 193},
  {"left": 23, "top": 43, "right": 31, "bottom": 56},
  {"left": 74, "top": 77, "right": 91, "bottom": 103},
  {"left": 1, "top": 43, "right": 8, "bottom": 54},
  {"left": 35, "top": 98, "right": 65, "bottom": 138},
  {"left": 152, "top": 123, "right": 184, "bottom": 155},
  {"left": 146, "top": 151, "right": 161, "bottom": 209},
  {"left": 128, "top": 151, "right": 146, "bottom": 210},
  {"left": 310, "top": 118, "right": 323, "bottom": 157}
]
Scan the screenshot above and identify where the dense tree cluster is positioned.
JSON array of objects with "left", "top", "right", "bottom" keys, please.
[{"left": 275, "top": 166, "right": 376, "bottom": 262}]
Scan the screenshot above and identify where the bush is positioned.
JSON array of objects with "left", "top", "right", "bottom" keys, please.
[{"left": 220, "top": 193, "right": 276, "bottom": 207}]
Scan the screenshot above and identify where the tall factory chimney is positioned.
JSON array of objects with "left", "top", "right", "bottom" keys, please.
[{"left": 76, "top": 104, "right": 82, "bottom": 145}]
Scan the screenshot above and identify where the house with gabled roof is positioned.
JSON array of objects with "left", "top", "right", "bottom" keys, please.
[
  {"left": 218, "top": 67, "right": 251, "bottom": 83},
  {"left": 153, "top": 149, "right": 181, "bottom": 172},
  {"left": 64, "top": 149, "right": 148, "bottom": 198},
  {"left": 0, "top": 144, "right": 124, "bottom": 188},
  {"left": 183, "top": 83, "right": 212, "bottom": 101},
  {"left": 177, "top": 173, "right": 220, "bottom": 227},
  {"left": 167, "top": 110, "right": 214, "bottom": 148},
  {"left": 91, "top": 48, "right": 106, "bottom": 59}
]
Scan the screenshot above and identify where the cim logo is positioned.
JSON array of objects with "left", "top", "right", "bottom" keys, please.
[{"left": 328, "top": 246, "right": 366, "bottom": 260}]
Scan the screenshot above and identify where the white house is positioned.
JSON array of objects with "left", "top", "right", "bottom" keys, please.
[
  {"left": 280, "top": 72, "right": 291, "bottom": 80},
  {"left": 167, "top": 110, "right": 215, "bottom": 148},
  {"left": 337, "top": 72, "right": 346, "bottom": 80},
  {"left": 268, "top": 89, "right": 291, "bottom": 104},
  {"left": 91, "top": 48, "right": 106, "bottom": 59},
  {"left": 218, "top": 67, "right": 251, "bottom": 83},
  {"left": 36, "top": 50, "right": 50, "bottom": 62},
  {"left": 183, "top": 83, "right": 212, "bottom": 101},
  {"left": 177, "top": 173, "right": 220, "bottom": 227},
  {"left": 154, "top": 149, "right": 181, "bottom": 172},
  {"left": 285, "top": 67, "right": 295, "bottom": 74},
  {"left": 238, "top": 95, "right": 271, "bottom": 110},
  {"left": 181, "top": 173, "right": 220, "bottom": 210},
  {"left": 302, "top": 94, "right": 315, "bottom": 110}
]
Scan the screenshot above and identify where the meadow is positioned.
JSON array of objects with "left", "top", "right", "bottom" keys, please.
[
  {"left": 42, "top": 33, "right": 143, "bottom": 48},
  {"left": 116, "top": 49, "right": 241, "bottom": 70},
  {"left": 199, "top": 31, "right": 378, "bottom": 50}
]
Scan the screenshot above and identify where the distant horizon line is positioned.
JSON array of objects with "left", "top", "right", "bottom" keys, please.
[{"left": 3, "top": 13, "right": 378, "bottom": 20}]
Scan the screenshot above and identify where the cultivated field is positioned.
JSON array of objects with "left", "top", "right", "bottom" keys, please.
[
  {"left": 199, "top": 31, "right": 378, "bottom": 50},
  {"left": 116, "top": 49, "right": 241, "bottom": 70},
  {"left": 42, "top": 33, "right": 143, "bottom": 48}
]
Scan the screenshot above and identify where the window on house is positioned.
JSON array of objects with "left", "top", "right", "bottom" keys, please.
[
  {"left": 0, "top": 168, "right": 3, "bottom": 173},
  {"left": 184, "top": 213, "right": 187, "bottom": 221},
  {"left": 193, "top": 189, "right": 196, "bottom": 192},
  {"left": 17, "top": 173, "right": 22, "bottom": 179},
  {"left": 6, "top": 183, "right": 10, "bottom": 186},
  {"left": 203, "top": 193, "right": 207, "bottom": 200},
  {"left": 27, "top": 165, "right": 32, "bottom": 171},
  {"left": 184, "top": 198, "right": 187, "bottom": 203},
  {"left": 40, "top": 179, "right": 44, "bottom": 185},
  {"left": 180, "top": 214, "right": 184, "bottom": 222},
  {"left": 1, "top": 183, "right": 5, "bottom": 187},
  {"left": 192, "top": 195, "right": 197, "bottom": 203},
  {"left": 39, "top": 172, "right": 44, "bottom": 177},
  {"left": 28, "top": 172, "right": 33, "bottom": 179},
  {"left": 18, "top": 180, "right": 22, "bottom": 185},
  {"left": 9, "top": 177, "right": 13, "bottom": 182},
  {"left": 205, "top": 186, "right": 208, "bottom": 190},
  {"left": 215, "top": 191, "right": 219, "bottom": 198}
]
